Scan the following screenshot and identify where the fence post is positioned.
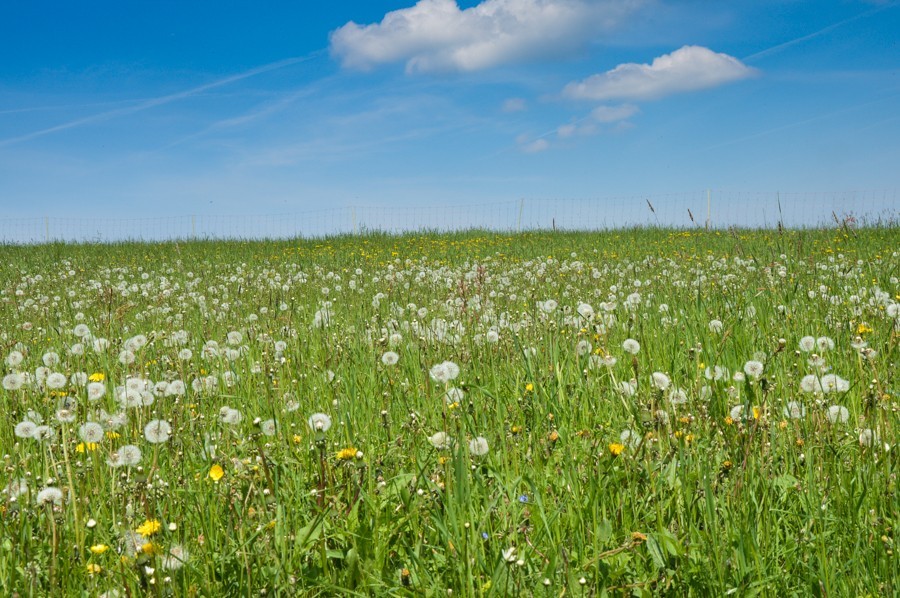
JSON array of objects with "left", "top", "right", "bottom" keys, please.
[
  {"left": 706, "top": 189, "right": 711, "bottom": 230},
  {"left": 517, "top": 198, "right": 524, "bottom": 232}
]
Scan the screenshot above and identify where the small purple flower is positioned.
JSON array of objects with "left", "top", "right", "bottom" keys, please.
[{"left": 518, "top": 494, "right": 528, "bottom": 503}]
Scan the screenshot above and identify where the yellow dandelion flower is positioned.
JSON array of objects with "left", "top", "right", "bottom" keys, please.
[
  {"left": 76, "top": 442, "right": 98, "bottom": 453},
  {"left": 90, "top": 544, "right": 109, "bottom": 555},
  {"left": 336, "top": 447, "right": 358, "bottom": 461},
  {"left": 136, "top": 519, "right": 161, "bottom": 537},
  {"left": 141, "top": 542, "right": 161, "bottom": 555},
  {"left": 208, "top": 464, "right": 224, "bottom": 482},
  {"left": 86, "top": 563, "right": 101, "bottom": 575},
  {"left": 608, "top": 443, "right": 625, "bottom": 456},
  {"left": 88, "top": 372, "right": 105, "bottom": 382}
]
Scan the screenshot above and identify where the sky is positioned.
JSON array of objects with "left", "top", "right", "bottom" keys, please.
[{"left": 1, "top": 0, "right": 899, "bottom": 220}]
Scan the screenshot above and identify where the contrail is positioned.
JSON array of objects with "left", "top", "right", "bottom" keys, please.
[
  {"left": 743, "top": 3, "right": 896, "bottom": 62},
  {"left": 0, "top": 50, "right": 325, "bottom": 147}
]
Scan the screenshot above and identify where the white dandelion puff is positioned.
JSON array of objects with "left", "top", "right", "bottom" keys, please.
[{"left": 143, "top": 420, "right": 172, "bottom": 444}]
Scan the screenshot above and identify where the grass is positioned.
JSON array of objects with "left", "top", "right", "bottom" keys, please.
[{"left": 0, "top": 227, "right": 897, "bottom": 596}]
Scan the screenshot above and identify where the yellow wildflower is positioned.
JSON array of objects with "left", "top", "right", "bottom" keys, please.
[
  {"left": 208, "top": 464, "right": 224, "bottom": 482},
  {"left": 90, "top": 544, "right": 109, "bottom": 555},
  {"left": 336, "top": 447, "right": 358, "bottom": 461},
  {"left": 76, "top": 442, "right": 98, "bottom": 453},
  {"left": 608, "top": 443, "right": 625, "bottom": 456},
  {"left": 86, "top": 563, "right": 101, "bottom": 575},
  {"left": 88, "top": 372, "right": 105, "bottom": 382},
  {"left": 135, "top": 519, "right": 161, "bottom": 537}
]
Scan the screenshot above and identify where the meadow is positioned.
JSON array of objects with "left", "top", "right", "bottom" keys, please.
[{"left": 0, "top": 227, "right": 897, "bottom": 596}]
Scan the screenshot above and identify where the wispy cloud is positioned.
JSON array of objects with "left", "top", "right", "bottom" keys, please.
[
  {"left": 563, "top": 46, "right": 755, "bottom": 102},
  {"left": 0, "top": 52, "right": 325, "bottom": 147},
  {"left": 330, "top": 0, "right": 645, "bottom": 73}
]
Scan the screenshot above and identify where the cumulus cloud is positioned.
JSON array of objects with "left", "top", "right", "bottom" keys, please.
[
  {"left": 330, "top": 0, "right": 645, "bottom": 73},
  {"left": 563, "top": 46, "right": 756, "bottom": 101}
]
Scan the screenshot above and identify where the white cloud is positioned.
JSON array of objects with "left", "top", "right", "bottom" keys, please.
[
  {"left": 590, "top": 103, "right": 639, "bottom": 122},
  {"left": 502, "top": 97, "right": 527, "bottom": 112},
  {"left": 330, "top": 0, "right": 645, "bottom": 73},
  {"left": 557, "top": 123, "right": 577, "bottom": 138},
  {"left": 521, "top": 138, "right": 550, "bottom": 153},
  {"left": 563, "top": 46, "right": 756, "bottom": 101}
]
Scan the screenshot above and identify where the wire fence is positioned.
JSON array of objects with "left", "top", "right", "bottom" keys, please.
[{"left": 1, "top": 189, "right": 896, "bottom": 244}]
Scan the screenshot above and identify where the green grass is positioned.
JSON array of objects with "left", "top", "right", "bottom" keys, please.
[{"left": 0, "top": 227, "right": 897, "bottom": 596}]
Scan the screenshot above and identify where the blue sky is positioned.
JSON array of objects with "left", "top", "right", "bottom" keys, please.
[{"left": 1, "top": 0, "right": 898, "bottom": 219}]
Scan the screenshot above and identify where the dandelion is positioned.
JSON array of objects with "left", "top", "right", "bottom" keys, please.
[
  {"left": 622, "top": 339, "right": 640, "bottom": 355},
  {"left": 575, "top": 340, "right": 592, "bottom": 356},
  {"left": 858, "top": 428, "right": 878, "bottom": 447},
  {"left": 381, "top": 351, "right": 400, "bottom": 366},
  {"left": 161, "top": 545, "right": 188, "bottom": 571},
  {"left": 79, "top": 422, "right": 105, "bottom": 444},
  {"left": 743, "top": 360, "right": 764, "bottom": 379},
  {"left": 443, "top": 386, "right": 465, "bottom": 405},
  {"left": 4, "top": 478, "right": 28, "bottom": 500},
  {"left": 90, "top": 544, "right": 109, "bottom": 555},
  {"left": 428, "top": 431, "right": 452, "bottom": 449},
  {"left": 5, "top": 350, "right": 24, "bottom": 368},
  {"left": 33, "top": 425, "right": 56, "bottom": 442},
  {"left": 219, "top": 407, "right": 243, "bottom": 425},
  {"left": 144, "top": 420, "right": 172, "bottom": 444},
  {"left": 429, "top": 361, "right": 460, "bottom": 384},
  {"left": 259, "top": 419, "right": 277, "bottom": 436},
  {"left": 336, "top": 447, "right": 358, "bottom": 460},
  {"left": 87, "top": 381, "right": 106, "bottom": 401},
  {"left": 468, "top": 436, "right": 489, "bottom": 456},
  {"left": 608, "top": 443, "right": 625, "bottom": 456},
  {"left": 783, "top": 401, "right": 806, "bottom": 419},
  {"left": 816, "top": 336, "right": 835, "bottom": 351},
  {"left": 540, "top": 299, "right": 558, "bottom": 313},
  {"left": 136, "top": 519, "right": 162, "bottom": 537},
  {"left": 308, "top": 413, "right": 332, "bottom": 432},
  {"left": 119, "top": 444, "right": 142, "bottom": 466},
  {"left": 46, "top": 372, "right": 67, "bottom": 389},
  {"left": 620, "top": 429, "right": 642, "bottom": 449},
  {"left": 820, "top": 374, "right": 850, "bottom": 393},
  {"left": 617, "top": 379, "right": 637, "bottom": 397},
  {"left": 799, "top": 336, "right": 816, "bottom": 352},
  {"left": 668, "top": 388, "right": 688, "bottom": 405},
  {"left": 800, "top": 374, "right": 823, "bottom": 393},
  {"left": 36, "top": 486, "right": 64, "bottom": 505},
  {"left": 729, "top": 405, "right": 748, "bottom": 421},
  {"left": 42, "top": 352, "right": 61, "bottom": 367},
  {"left": 826, "top": 405, "right": 849, "bottom": 424},
  {"left": 14, "top": 420, "right": 38, "bottom": 439},
  {"left": 708, "top": 319, "right": 724, "bottom": 333},
  {"left": 651, "top": 372, "right": 671, "bottom": 391},
  {"left": 2, "top": 373, "right": 24, "bottom": 391}
]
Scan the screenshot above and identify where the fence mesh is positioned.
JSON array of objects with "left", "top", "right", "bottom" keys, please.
[{"left": 1, "top": 190, "right": 895, "bottom": 244}]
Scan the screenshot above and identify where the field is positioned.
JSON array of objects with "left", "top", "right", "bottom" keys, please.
[{"left": 1, "top": 228, "right": 897, "bottom": 596}]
